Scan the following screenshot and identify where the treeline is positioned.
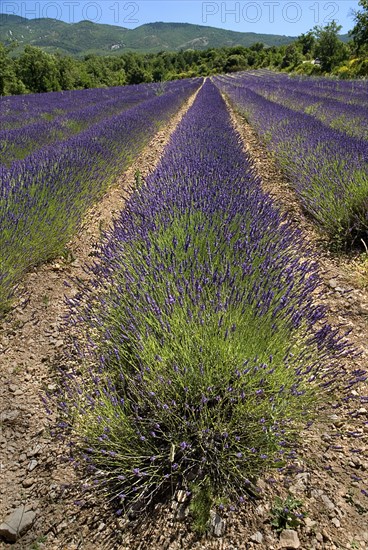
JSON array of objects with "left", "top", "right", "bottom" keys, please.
[
  {"left": 0, "top": 1, "right": 367, "bottom": 95},
  {"left": 0, "top": 42, "right": 288, "bottom": 95}
]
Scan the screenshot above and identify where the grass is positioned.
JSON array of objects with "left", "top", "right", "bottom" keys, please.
[{"left": 189, "top": 479, "right": 213, "bottom": 534}]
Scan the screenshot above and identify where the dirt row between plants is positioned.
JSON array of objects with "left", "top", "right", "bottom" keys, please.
[{"left": 0, "top": 85, "right": 367, "bottom": 550}]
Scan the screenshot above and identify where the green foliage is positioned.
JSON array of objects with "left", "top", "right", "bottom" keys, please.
[
  {"left": 16, "top": 45, "right": 61, "bottom": 93},
  {"left": 270, "top": 495, "right": 305, "bottom": 532},
  {"left": 0, "top": 42, "right": 25, "bottom": 95},
  {"left": 0, "top": 14, "right": 365, "bottom": 96},
  {"left": 280, "top": 44, "right": 303, "bottom": 69},
  {"left": 189, "top": 479, "right": 213, "bottom": 534},
  {"left": 30, "top": 535, "right": 47, "bottom": 550},
  {"left": 313, "top": 21, "right": 349, "bottom": 72},
  {"left": 224, "top": 54, "right": 248, "bottom": 73},
  {"left": 296, "top": 31, "right": 316, "bottom": 56},
  {"left": 60, "top": 247, "right": 76, "bottom": 264},
  {"left": 350, "top": 0, "right": 368, "bottom": 52},
  {"left": 0, "top": 16, "right": 365, "bottom": 96},
  {"left": 133, "top": 169, "right": 144, "bottom": 191}
]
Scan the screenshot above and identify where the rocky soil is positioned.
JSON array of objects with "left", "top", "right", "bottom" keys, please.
[{"left": 0, "top": 88, "right": 367, "bottom": 549}]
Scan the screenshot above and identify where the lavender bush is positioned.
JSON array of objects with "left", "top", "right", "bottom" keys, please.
[
  {"left": 60, "top": 81, "right": 355, "bottom": 529},
  {"left": 0, "top": 82, "right": 156, "bottom": 131}
]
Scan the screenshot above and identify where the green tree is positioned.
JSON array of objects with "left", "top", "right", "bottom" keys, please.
[
  {"left": 224, "top": 54, "right": 248, "bottom": 73},
  {"left": 56, "top": 55, "right": 81, "bottom": 90},
  {"left": 0, "top": 42, "right": 17, "bottom": 95},
  {"left": 296, "top": 31, "right": 316, "bottom": 57},
  {"left": 151, "top": 57, "right": 167, "bottom": 81},
  {"left": 281, "top": 43, "right": 303, "bottom": 69},
  {"left": 249, "top": 42, "right": 264, "bottom": 52},
  {"left": 313, "top": 21, "right": 349, "bottom": 72},
  {"left": 126, "top": 64, "right": 152, "bottom": 84},
  {"left": 16, "top": 46, "right": 61, "bottom": 93},
  {"left": 266, "top": 46, "right": 284, "bottom": 68},
  {"left": 350, "top": 0, "right": 368, "bottom": 52}
]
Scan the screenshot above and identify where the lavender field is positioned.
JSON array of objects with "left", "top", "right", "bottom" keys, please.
[
  {"left": 0, "top": 78, "right": 201, "bottom": 311},
  {"left": 1, "top": 74, "right": 368, "bottom": 546},
  {"left": 215, "top": 71, "right": 368, "bottom": 249}
]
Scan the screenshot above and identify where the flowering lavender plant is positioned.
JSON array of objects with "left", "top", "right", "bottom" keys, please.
[
  {"left": 59, "top": 81, "right": 357, "bottom": 528},
  {"left": 232, "top": 71, "right": 368, "bottom": 141}
]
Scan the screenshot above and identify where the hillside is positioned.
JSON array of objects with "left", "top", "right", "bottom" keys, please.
[{"left": 0, "top": 15, "right": 296, "bottom": 55}]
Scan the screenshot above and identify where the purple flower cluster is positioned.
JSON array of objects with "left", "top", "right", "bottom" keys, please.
[
  {"left": 0, "top": 89, "right": 150, "bottom": 166},
  {"left": 61, "top": 80, "right": 357, "bottom": 514},
  {"left": 0, "top": 82, "right": 156, "bottom": 130}
]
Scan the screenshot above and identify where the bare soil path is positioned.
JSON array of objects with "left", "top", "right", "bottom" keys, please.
[{"left": 1, "top": 86, "right": 367, "bottom": 550}]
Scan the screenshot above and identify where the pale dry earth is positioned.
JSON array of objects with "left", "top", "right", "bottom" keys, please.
[{"left": 0, "top": 87, "right": 367, "bottom": 549}]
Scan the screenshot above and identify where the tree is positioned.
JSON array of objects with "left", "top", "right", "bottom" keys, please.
[
  {"left": 0, "top": 42, "right": 28, "bottom": 95},
  {"left": 350, "top": 0, "right": 368, "bottom": 52},
  {"left": 249, "top": 42, "right": 264, "bottom": 52},
  {"left": 313, "top": 21, "right": 348, "bottom": 72},
  {"left": 151, "top": 58, "right": 166, "bottom": 81},
  {"left": 281, "top": 44, "right": 303, "bottom": 69},
  {"left": 56, "top": 55, "right": 81, "bottom": 90},
  {"left": 296, "top": 31, "right": 316, "bottom": 57},
  {"left": 224, "top": 54, "right": 248, "bottom": 73},
  {"left": 0, "top": 43, "right": 17, "bottom": 95},
  {"left": 16, "top": 46, "right": 61, "bottom": 93},
  {"left": 126, "top": 64, "right": 152, "bottom": 84}
]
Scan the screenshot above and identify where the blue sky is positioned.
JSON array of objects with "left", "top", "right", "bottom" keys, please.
[{"left": 1, "top": 1, "right": 360, "bottom": 35}]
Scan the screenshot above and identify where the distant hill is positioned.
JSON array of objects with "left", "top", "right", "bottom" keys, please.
[{"left": 0, "top": 15, "right": 297, "bottom": 56}]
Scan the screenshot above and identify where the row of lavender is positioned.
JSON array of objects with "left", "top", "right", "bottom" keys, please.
[
  {"left": 0, "top": 82, "right": 173, "bottom": 166},
  {"left": 247, "top": 70, "right": 368, "bottom": 103},
  {"left": 0, "top": 83, "right": 158, "bottom": 130},
  {"left": 230, "top": 71, "right": 368, "bottom": 141},
  {"left": 0, "top": 78, "right": 201, "bottom": 312},
  {"left": 247, "top": 70, "right": 368, "bottom": 104},
  {"left": 215, "top": 74, "right": 368, "bottom": 249},
  {"left": 60, "top": 80, "right": 354, "bottom": 526}
]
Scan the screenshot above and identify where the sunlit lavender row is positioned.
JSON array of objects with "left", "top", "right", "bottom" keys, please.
[
  {"left": 60, "top": 80, "right": 354, "bottom": 524},
  {"left": 0, "top": 82, "right": 186, "bottom": 166},
  {"left": 246, "top": 70, "right": 368, "bottom": 104},
  {"left": 215, "top": 73, "right": 368, "bottom": 249},
  {"left": 228, "top": 71, "right": 368, "bottom": 140},
  {"left": 0, "top": 78, "right": 201, "bottom": 312},
  {"left": 0, "top": 82, "right": 163, "bottom": 130}
]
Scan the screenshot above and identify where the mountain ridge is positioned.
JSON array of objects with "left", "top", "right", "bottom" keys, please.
[{"left": 0, "top": 14, "right": 298, "bottom": 56}]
